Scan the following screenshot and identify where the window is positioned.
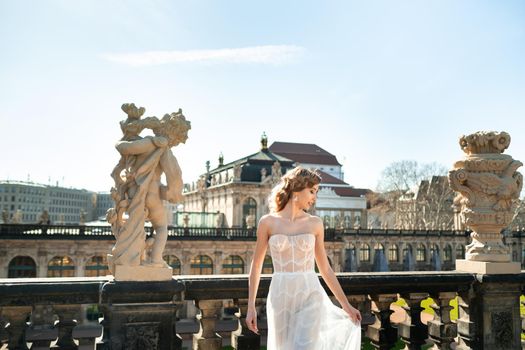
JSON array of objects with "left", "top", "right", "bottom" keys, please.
[
  {"left": 416, "top": 244, "right": 426, "bottom": 262},
  {"left": 443, "top": 244, "right": 452, "bottom": 262},
  {"left": 190, "top": 255, "right": 213, "bottom": 275},
  {"left": 456, "top": 245, "right": 465, "bottom": 259},
  {"left": 359, "top": 244, "right": 370, "bottom": 262},
  {"left": 8, "top": 256, "right": 37, "bottom": 278},
  {"left": 388, "top": 244, "right": 399, "bottom": 262},
  {"left": 47, "top": 256, "right": 75, "bottom": 277},
  {"left": 262, "top": 255, "right": 273, "bottom": 274},
  {"left": 85, "top": 256, "right": 110, "bottom": 277},
  {"left": 222, "top": 255, "right": 244, "bottom": 274},
  {"left": 163, "top": 255, "right": 182, "bottom": 275}
]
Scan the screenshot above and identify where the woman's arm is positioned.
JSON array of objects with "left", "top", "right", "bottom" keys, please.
[
  {"left": 313, "top": 217, "right": 362, "bottom": 324},
  {"left": 246, "top": 215, "right": 271, "bottom": 334}
]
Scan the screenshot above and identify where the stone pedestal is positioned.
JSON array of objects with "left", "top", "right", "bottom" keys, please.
[
  {"left": 456, "top": 259, "right": 521, "bottom": 274},
  {"left": 114, "top": 265, "right": 172, "bottom": 281},
  {"left": 457, "top": 278, "right": 521, "bottom": 350},
  {"left": 104, "top": 303, "right": 178, "bottom": 350}
]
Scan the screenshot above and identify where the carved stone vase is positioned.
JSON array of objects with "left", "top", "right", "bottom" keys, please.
[{"left": 449, "top": 131, "right": 522, "bottom": 273}]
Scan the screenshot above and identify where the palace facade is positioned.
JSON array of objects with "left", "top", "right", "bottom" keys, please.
[{"left": 182, "top": 134, "right": 370, "bottom": 229}]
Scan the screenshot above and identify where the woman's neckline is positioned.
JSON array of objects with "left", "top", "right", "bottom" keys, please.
[{"left": 269, "top": 233, "right": 315, "bottom": 240}]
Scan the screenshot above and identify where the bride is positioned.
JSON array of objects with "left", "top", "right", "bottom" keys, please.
[{"left": 246, "top": 167, "right": 362, "bottom": 349}]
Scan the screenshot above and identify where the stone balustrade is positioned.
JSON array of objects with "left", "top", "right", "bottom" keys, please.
[{"left": 1, "top": 271, "right": 524, "bottom": 349}]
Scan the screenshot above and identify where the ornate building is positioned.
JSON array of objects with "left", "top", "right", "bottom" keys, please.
[
  {"left": 0, "top": 225, "right": 488, "bottom": 279},
  {"left": 182, "top": 134, "right": 295, "bottom": 228},
  {"left": 182, "top": 135, "right": 370, "bottom": 229}
]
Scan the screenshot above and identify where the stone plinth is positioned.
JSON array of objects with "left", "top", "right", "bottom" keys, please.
[
  {"left": 114, "top": 265, "right": 173, "bottom": 281},
  {"left": 455, "top": 259, "right": 521, "bottom": 274}
]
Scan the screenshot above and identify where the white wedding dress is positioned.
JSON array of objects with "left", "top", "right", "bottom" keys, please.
[{"left": 266, "top": 233, "right": 361, "bottom": 350}]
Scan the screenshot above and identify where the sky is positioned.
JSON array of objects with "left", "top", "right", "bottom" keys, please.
[{"left": 1, "top": 0, "right": 524, "bottom": 193}]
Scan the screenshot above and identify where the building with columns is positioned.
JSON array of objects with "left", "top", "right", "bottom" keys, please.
[
  {"left": 1, "top": 226, "right": 492, "bottom": 279},
  {"left": 182, "top": 135, "right": 370, "bottom": 229}
]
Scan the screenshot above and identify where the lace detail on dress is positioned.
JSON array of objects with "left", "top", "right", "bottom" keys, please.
[
  {"left": 268, "top": 233, "right": 315, "bottom": 273},
  {"left": 266, "top": 233, "right": 361, "bottom": 349}
]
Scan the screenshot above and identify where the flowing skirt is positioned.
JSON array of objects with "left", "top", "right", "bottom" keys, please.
[{"left": 266, "top": 271, "right": 361, "bottom": 350}]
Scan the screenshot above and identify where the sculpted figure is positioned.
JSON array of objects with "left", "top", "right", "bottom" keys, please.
[
  {"left": 107, "top": 103, "right": 190, "bottom": 274},
  {"left": 2, "top": 209, "right": 9, "bottom": 223},
  {"left": 38, "top": 210, "right": 50, "bottom": 225}
]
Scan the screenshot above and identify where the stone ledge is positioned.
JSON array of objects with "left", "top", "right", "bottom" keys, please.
[
  {"left": 455, "top": 260, "right": 521, "bottom": 274},
  {"left": 114, "top": 265, "right": 173, "bottom": 281}
]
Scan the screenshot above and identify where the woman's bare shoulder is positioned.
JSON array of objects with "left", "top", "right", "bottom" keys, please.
[
  {"left": 305, "top": 213, "right": 323, "bottom": 225},
  {"left": 258, "top": 213, "right": 278, "bottom": 227}
]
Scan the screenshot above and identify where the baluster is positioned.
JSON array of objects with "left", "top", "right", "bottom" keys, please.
[
  {"left": 398, "top": 292, "right": 428, "bottom": 350},
  {"left": 521, "top": 296, "right": 525, "bottom": 350},
  {"left": 1, "top": 306, "right": 32, "bottom": 350},
  {"left": 367, "top": 294, "right": 398, "bottom": 350},
  {"left": 1, "top": 311, "right": 9, "bottom": 347},
  {"left": 193, "top": 299, "right": 222, "bottom": 350},
  {"left": 427, "top": 292, "right": 457, "bottom": 350},
  {"left": 26, "top": 304, "right": 58, "bottom": 350},
  {"left": 231, "top": 298, "right": 260, "bottom": 350},
  {"left": 455, "top": 289, "right": 476, "bottom": 350},
  {"left": 71, "top": 305, "right": 103, "bottom": 350},
  {"left": 52, "top": 304, "right": 81, "bottom": 349}
]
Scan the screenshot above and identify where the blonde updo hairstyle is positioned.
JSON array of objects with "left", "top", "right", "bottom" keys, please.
[{"left": 269, "top": 167, "right": 322, "bottom": 213}]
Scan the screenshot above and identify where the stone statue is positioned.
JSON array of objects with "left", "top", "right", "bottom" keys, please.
[
  {"left": 449, "top": 131, "right": 523, "bottom": 273},
  {"left": 79, "top": 209, "right": 86, "bottom": 225},
  {"left": 107, "top": 103, "right": 190, "bottom": 280},
  {"left": 11, "top": 210, "right": 22, "bottom": 224},
  {"left": 2, "top": 209, "right": 9, "bottom": 224},
  {"left": 38, "top": 210, "right": 50, "bottom": 225},
  {"left": 245, "top": 213, "right": 256, "bottom": 229},
  {"left": 271, "top": 161, "right": 282, "bottom": 181},
  {"left": 215, "top": 212, "right": 224, "bottom": 228},
  {"left": 260, "top": 167, "right": 267, "bottom": 181},
  {"left": 233, "top": 163, "right": 242, "bottom": 181},
  {"left": 182, "top": 214, "right": 190, "bottom": 228}
]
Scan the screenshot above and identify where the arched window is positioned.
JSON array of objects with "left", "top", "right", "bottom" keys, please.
[
  {"left": 85, "top": 256, "right": 109, "bottom": 277},
  {"left": 456, "top": 245, "right": 465, "bottom": 259},
  {"left": 163, "top": 255, "right": 181, "bottom": 275},
  {"left": 242, "top": 197, "right": 257, "bottom": 228},
  {"left": 359, "top": 244, "right": 370, "bottom": 262},
  {"left": 47, "top": 256, "right": 75, "bottom": 277},
  {"left": 262, "top": 255, "right": 273, "bottom": 274},
  {"left": 374, "top": 243, "right": 385, "bottom": 252},
  {"left": 416, "top": 244, "right": 427, "bottom": 262},
  {"left": 8, "top": 256, "right": 36, "bottom": 278},
  {"left": 222, "top": 255, "right": 244, "bottom": 274},
  {"left": 388, "top": 244, "right": 399, "bottom": 262},
  {"left": 190, "top": 255, "right": 213, "bottom": 275},
  {"left": 444, "top": 245, "right": 453, "bottom": 262}
]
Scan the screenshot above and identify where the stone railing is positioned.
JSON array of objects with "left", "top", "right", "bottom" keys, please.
[
  {"left": 1, "top": 271, "right": 524, "bottom": 349},
  {"left": 0, "top": 224, "right": 480, "bottom": 241}
]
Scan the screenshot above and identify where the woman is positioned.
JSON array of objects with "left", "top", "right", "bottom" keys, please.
[{"left": 246, "top": 167, "right": 362, "bottom": 349}]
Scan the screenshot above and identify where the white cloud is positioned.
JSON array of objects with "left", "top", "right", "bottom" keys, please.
[{"left": 101, "top": 45, "right": 305, "bottom": 66}]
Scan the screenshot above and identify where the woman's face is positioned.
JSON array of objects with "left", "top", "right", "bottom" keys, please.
[{"left": 294, "top": 184, "right": 319, "bottom": 210}]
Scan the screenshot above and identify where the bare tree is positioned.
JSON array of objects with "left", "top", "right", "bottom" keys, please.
[{"left": 374, "top": 161, "right": 452, "bottom": 230}]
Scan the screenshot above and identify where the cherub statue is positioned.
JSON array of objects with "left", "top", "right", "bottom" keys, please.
[{"left": 107, "top": 103, "right": 190, "bottom": 274}]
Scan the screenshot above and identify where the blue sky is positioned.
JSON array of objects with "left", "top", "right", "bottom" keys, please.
[{"left": 1, "top": 0, "right": 524, "bottom": 192}]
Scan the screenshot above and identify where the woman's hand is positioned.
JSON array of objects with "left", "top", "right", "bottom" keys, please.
[
  {"left": 246, "top": 307, "right": 259, "bottom": 334},
  {"left": 343, "top": 304, "right": 362, "bottom": 324}
]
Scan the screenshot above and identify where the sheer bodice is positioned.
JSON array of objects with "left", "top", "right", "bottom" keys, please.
[
  {"left": 268, "top": 233, "right": 316, "bottom": 273},
  {"left": 266, "top": 232, "right": 361, "bottom": 349}
]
